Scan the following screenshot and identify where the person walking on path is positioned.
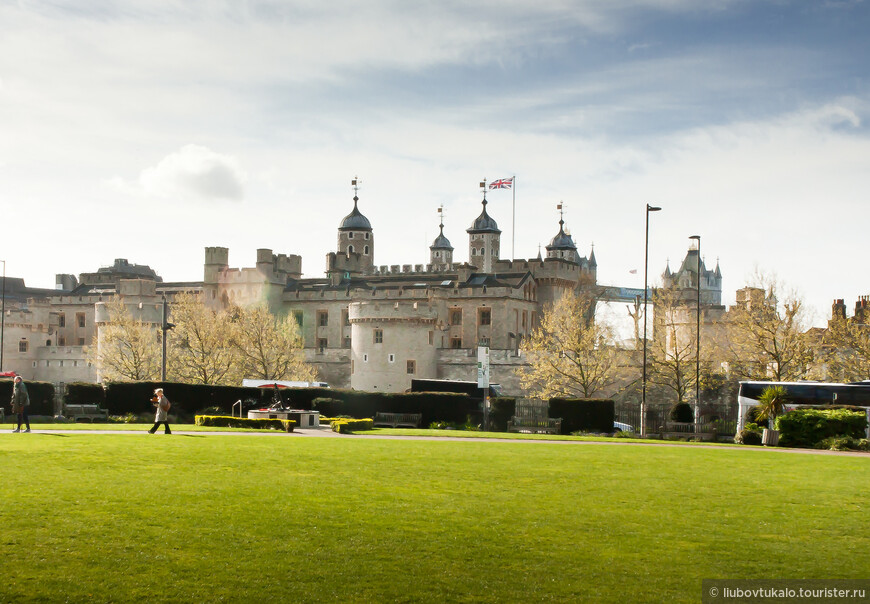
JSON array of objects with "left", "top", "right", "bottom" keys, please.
[
  {"left": 11, "top": 376, "right": 31, "bottom": 433},
  {"left": 148, "top": 388, "right": 171, "bottom": 434}
]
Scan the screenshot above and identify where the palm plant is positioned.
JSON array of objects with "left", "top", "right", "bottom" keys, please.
[{"left": 756, "top": 385, "right": 789, "bottom": 429}]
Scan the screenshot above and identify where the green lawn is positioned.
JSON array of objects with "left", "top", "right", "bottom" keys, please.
[{"left": 1, "top": 434, "right": 867, "bottom": 603}]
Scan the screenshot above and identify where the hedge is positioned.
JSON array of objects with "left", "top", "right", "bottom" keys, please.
[
  {"left": 776, "top": 408, "right": 868, "bottom": 448},
  {"left": 64, "top": 382, "right": 106, "bottom": 407},
  {"left": 548, "top": 398, "right": 615, "bottom": 434},
  {"left": 0, "top": 379, "right": 55, "bottom": 416},
  {"left": 488, "top": 397, "right": 516, "bottom": 433},
  {"left": 103, "top": 382, "right": 276, "bottom": 417},
  {"left": 195, "top": 415, "right": 295, "bottom": 432},
  {"left": 331, "top": 418, "right": 374, "bottom": 433},
  {"left": 310, "top": 390, "right": 479, "bottom": 426}
]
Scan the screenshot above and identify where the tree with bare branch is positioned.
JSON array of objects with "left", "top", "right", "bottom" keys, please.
[{"left": 517, "top": 290, "right": 621, "bottom": 399}]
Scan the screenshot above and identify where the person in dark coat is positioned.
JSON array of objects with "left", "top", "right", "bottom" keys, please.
[{"left": 11, "top": 376, "right": 30, "bottom": 433}]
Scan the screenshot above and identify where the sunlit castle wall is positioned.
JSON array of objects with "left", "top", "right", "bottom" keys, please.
[{"left": 349, "top": 300, "right": 438, "bottom": 392}]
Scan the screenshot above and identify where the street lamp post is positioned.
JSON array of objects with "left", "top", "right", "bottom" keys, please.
[
  {"left": 161, "top": 295, "right": 175, "bottom": 382},
  {"left": 689, "top": 235, "right": 701, "bottom": 433},
  {"left": 642, "top": 204, "right": 661, "bottom": 437}
]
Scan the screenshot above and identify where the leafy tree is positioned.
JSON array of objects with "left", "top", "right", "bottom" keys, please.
[
  {"left": 720, "top": 274, "right": 813, "bottom": 382},
  {"left": 648, "top": 286, "right": 713, "bottom": 405},
  {"left": 88, "top": 297, "right": 161, "bottom": 381},
  {"left": 517, "top": 290, "right": 621, "bottom": 399},
  {"left": 821, "top": 312, "right": 870, "bottom": 382},
  {"left": 231, "top": 304, "right": 316, "bottom": 381},
  {"left": 170, "top": 292, "right": 239, "bottom": 385}
]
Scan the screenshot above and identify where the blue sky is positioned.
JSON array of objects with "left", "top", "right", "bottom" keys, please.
[{"left": 1, "top": 0, "right": 869, "bottom": 326}]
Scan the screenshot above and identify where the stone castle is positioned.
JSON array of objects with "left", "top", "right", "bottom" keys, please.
[{"left": 1, "top": 186, "right": 729, "bottom": 394}]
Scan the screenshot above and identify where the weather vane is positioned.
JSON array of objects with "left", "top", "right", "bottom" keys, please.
[{"left": 351, "top": 176, "right": 362, "bottom": 196}]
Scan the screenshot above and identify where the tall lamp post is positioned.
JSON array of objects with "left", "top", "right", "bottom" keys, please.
[
  {"left": 689, "top": 235, "right": 701, "bottom": 432},
  {"left": 161, "top": 295, "right": 175, "bottom": 382},
  {"left": 0, "top": 259, "right": 5, "bottom": 372},
  {"left": 641, "top": 204, "right": 661, "bottom": 437}
]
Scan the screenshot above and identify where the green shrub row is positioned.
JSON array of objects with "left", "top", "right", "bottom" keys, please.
[
  {"left": 103, "top": 382, "right": 277, "bottom": 417},
  {"left": 549, "top": 398, "right": 615, "bottom": 434},
  {"left": 311, "top": 391, "right": 479, "bottom": 426},
  {"left": 776, "top": 408, "right": 868, "bottom": 448},
  {"left": 64, "top": 382, "right": 106, "bottom": 406},
  {"left": 0, "top": 379, "right": 56, "bottom": 416},
  {"left": 331, "top": 418, "right": 374, "bottom": 433},
  {"left": 194, "top": 415, "right": 295, "bottom": 431},
  {"left": 814, "top": 436, "right": 870, "bottom": 451}
]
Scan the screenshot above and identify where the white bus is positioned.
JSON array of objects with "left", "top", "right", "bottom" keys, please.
[
  {"left": 242, "top": 379, "right": 330, "bottom": 389},
  {"left": 737, "top": 380, "right": 870, "bottom": 437}
]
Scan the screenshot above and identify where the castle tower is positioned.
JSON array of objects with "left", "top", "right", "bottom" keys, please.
[
  {"left": 466, "top": 188, "right": 500, "bottom": 273},
  {"left": 662, "top": 243, "right": 723, "bottom": 306},
  {"left": 204, "top": 246, "right": 229, "bottom": 283},
  {"left": 429, "top": 206, "right": 454, "bottom": 267},
  {"left": 545, "top": 203, "right": 578, "bottom": 263},
  {"left": 336, "top": 179, "right": 374, "bottom": 273}
]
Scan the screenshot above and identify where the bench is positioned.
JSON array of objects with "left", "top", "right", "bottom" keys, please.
[
  {"left": 373, "top": 412, "right": 422, "bottom": 428},
  {"left": 64, "top": 404, "right": 109, "bottom": 423},
  {"left": 507, "top": 417, "right": 562, "bottom": 434}
]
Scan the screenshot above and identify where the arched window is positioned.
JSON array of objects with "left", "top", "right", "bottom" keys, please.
[
  {"left": 348, "top": 245, "right": 354, "bottom": 253},
  {"left": 364, "top": 245, "right": 369, "bottom": 254}
]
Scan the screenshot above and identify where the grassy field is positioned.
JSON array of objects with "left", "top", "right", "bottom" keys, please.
[{"left": 1, "top": 433, "right": 867, "bottom": 603}]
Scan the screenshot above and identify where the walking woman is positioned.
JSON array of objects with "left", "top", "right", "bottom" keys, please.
[
  {"left": 11, "top": 376, "right": 30, "bottom": 433},
  {"left": 148, "top": 388, "right": 171, "bottom": 434}
]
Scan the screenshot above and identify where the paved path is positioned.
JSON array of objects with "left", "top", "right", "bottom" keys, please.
[{"left": 5, "top": 426, "right": 868, "bottom": 456}]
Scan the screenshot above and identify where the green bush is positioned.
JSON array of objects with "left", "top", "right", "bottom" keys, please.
[
  {"left": 331, "top": 418, "right": 374, "bottom": 433},
  {"left": 194, "top": 415, "right": 294, "bottom": 431},
  {"left": 104, "top": 382, "right": 273, "bottom": 418},
  {"left": 735, "top": 429, "right": 762, "bottom": 446},
  {"left": 548, "top": 398, "right": 614, "bottom": 434},
  {"left": 776, "top": 408, "right": 868, "bottom": 448},
  {"left": 311, "top": 391, "right": 479, "bottom": 425},
  {"left": 814, "top": 436, "right": 870, "bottom": 451},
  {"left": 64, "top": 382, "right": 105, "bottom": 406},
  {"left": 488, "top": 397, "right": 516, "bottom": 432},
  {"left": 669, "top": 402, "right": 694, "bottom": 423}
]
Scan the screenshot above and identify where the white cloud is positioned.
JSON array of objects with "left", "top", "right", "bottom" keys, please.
[{"left": 139, "top": 145, "right": 247, "bottom": 201}]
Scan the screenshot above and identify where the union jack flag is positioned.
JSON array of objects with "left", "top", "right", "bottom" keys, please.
[{"left": 489, "top": 177, "right": 513, "bottom": 190}]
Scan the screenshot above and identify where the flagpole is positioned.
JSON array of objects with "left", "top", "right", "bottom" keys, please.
[{"left": 511, "top": 175, "right": 516, "bottom": 260}]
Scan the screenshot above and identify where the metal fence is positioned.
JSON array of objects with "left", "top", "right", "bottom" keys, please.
[{"left": 615, "top": 402, "right": 739, "bottom": 437}]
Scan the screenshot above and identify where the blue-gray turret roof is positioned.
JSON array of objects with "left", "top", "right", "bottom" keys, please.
[
  {"left": 339, "top": 196, "right": 372, "bottom": 231},
  {"left": 545, "top": 219, "right": 576, "bottom": 251},
  {"left": 430, "top": 225, "right": 453, "bottom": 250},
  {"left": 467, "top": 197, "right": 501, "bottom": 234}
]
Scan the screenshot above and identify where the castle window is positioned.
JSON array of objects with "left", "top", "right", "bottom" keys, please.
[
  {"left": 470, "top": 248, "right": 476, "bottom": 256},
  {"left": 58, "top": 314, "right": 66, "bottom": 327},
  {"left": 522, "top": 311, "right": 527, "bottom": 329},
  {"left": 364, "top": 246, "right": 369, "bottom": 255},
  {"left": 434, "top": 251, "right": 440, "bottom": 258},
  {"left": 407, "top": 360, "right": 416, "bottom": 374},
  {"left": 450, "top": 337, "right": 462, "bottom": 349},
  {"left": 77, "top": 313, "right": 86, "bottom": 328},
  {"left": 373, "top": 329, "right": 383, "bottom": 344},
  {"left": 388, "top": 354, "right": 395, "bottom": 363},
  {"left": 365, "top": 232, "right": 370, "bottom": 240},
  {"left": 78, "top": 338, "right": 85, "bottom": 346},
  {"left": 46, "top": 339, "right": 51, "bottom": 346},
  {"left": 317, "top": 338, "right": 328, "bottom": 352},
  {"left": 348, "top": 245, "right": 354, "bottom": 253},
  {"left": 363, "top": 354, "right": 368, "bottom": 362},
  {"left": 343, "top": 336, "right": 351, "bottom": 348},
  {"left": 19, "top": 340, "right": 28, "bottom": 353},
  {"left": 348, "top": 232, "right": 354, "bottom": 239},
  {"left": 292, "top": 310, "right": 303, "bottom": 327},
  {"left": 59, "top": 337, "right": 66, "bottom": 346},
  {"left": 479, "top": 337, "right": 490, "bottom": 346},
  {"left": 428, "top": 331, "right": 434, "bottom": 345},
  {"left": 478, "top": 308, "right": 491, "bottom": 326},
  {"left": 450, "top": 309, "right": 462, "bottom": 325},
  {"left": 317, "top": 310, "right": 328, "bottom": 327}
]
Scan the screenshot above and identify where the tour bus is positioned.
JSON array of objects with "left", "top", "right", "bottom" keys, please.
[
  {"left": 737, "top": 380, "right": 870, "bottom": 437},
  {"left": 242, "top": 379, "right": 330, "bottom": 389}
]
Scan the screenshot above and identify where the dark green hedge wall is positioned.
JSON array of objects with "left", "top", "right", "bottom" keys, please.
[
  {"left": 0, "top": 379, "right": 55, "bottom": 416},
  {"left": 102, "top": 382, "right": 275, "bottom": 417},
  {"left": 65, "top": 382, "right": 106, "bottom": 406},
  {"left": 776, "top": 407, "right": 868, "bottom": 448},
  {"left": 488, "top": 397, "right": 517, "bottom": 432},
  {"left": 548, "top": 398, "right": 615, "bottom": 434},
  {"left": 310, "top": 390, "right": 480, "bottom": 426}
]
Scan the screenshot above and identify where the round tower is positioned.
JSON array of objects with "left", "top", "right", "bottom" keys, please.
[
  {"left": 545, "top": 203, "right": 578, "bottom": 263},
  {"left": 349, "top": 301, "right": 438, "bottom": 392},
  {"left": 337, "top": 181, "right": 374, "bottom": 272},
  {"left": 466, "top": 191, "right": 501, "bottom": 273},
  {"left": 429, "top": 208, "right": 454, "bottom": 267}
]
